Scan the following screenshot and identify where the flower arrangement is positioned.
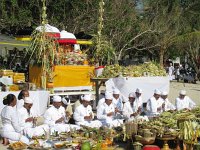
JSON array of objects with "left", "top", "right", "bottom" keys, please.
[{"left": 65, "top": 52, "right": 87, "bottom": 65}]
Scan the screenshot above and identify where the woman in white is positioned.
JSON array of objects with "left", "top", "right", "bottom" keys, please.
[
  {"left": 97, "top": 93, "right": 123, "bottom": 128},
  {"left": 161, "top": 91, "right": 175, "bottom": 111},
  {"left": 73, "top": 94, "right": 102, "bottom": 128},
  {"left": 18, "top": 97, "right": 49, "bottom": 138},
  {"left": 175, "top": 90, "right": 196, "bottom": 111},
  {"left": 1, "top": 94, "right": 29, "bottom": 145},
  {"left": 44, "top": 96, "right": 79, "bottom": 134}
]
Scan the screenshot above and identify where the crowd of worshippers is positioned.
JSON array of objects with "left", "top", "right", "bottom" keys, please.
[{"left": 0, "top": 88, "right": 196, "bottom": 145}]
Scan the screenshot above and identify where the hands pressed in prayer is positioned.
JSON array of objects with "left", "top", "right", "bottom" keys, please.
[
  {"left": 84, "top": 114, "right": 92, "bottom": 121},
  {"left": 162, "top": 103, "right": 165, "bottom": 109},
  {"left": 55, "top": 117, "right": 65, "bottom": 123},
  {"left": 137, "top": 107, "right": 142, "bottom": 114},
  {"left": 157, "top": 106, "right": 162, "bottom": 111},
  {"left": 130, "top": 112, "right": 138, "bottom": 117},
  {"left": 25, "top": 117, "right": 34, "bottom": 122},
  {"left": 107, "top": 112, "right": 114, "bottom": 117}
]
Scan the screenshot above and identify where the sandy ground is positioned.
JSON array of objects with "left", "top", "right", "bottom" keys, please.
[
  {"left": 168, "top": 81, "right": 200, "bottom": 105},
  {"left": 0, "top": 81, "right": 199, "bottom": 149}
]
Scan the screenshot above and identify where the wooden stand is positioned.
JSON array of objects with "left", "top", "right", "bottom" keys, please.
[{"left": 90, "top": 78, "right": 108, "bottom": 103}]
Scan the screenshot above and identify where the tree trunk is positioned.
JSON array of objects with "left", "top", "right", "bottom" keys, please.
[{"left": 159, "top": 47, "right": 164, "bottom": 67}]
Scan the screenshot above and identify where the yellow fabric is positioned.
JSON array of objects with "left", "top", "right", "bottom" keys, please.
[{"left": 29, "top": 65, "right": 94, "bottom": 87}]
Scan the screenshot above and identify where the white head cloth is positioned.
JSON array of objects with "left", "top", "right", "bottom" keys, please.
[
  {"left": 154, "top": 89, "right": 161, "bottom": 95},
  {"left": 53, "top": 95, "right": 62, "bottom": 102},
  {"left": 113, "top": 88, "right": 120, "bottom": 94},
  {"left": 136, "top": 88, "right": 142, "bottom": 93},
  {"left": 62, "top": 98, "right": 68, "bottom": 105},
  {"left": 24, "top": 97, "right": 33, "bottom": 104},
  {"left": 105, "top": 92, "right": 113, "bottom": 100},
  {"left": 83, "top": 94, "right": 92, "bottom": 102},
  {"left": 161, "top": 91, "right": 168, "bottom": 96},
  {"left": 129, "top": 92, "right": 136, "bottom": 98},
  {"left": 179, "top": 90, "right": 186, "bottom": 95}
]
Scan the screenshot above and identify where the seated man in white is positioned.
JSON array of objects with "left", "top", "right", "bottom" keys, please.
[
  {"left": 97, "top": 91, "right": 112, "bottom": 109},
  {"left": 112, "top": 88, "right": 124, "bottom": 115},
  {"left": 161, "top": 91, "right": 175, "bottom": 112},
  {"left": 135, "top": 88, "right": 143, "bottom": 103},
  {"left": 175, "top": 90, "right": 196, "bottom": 111},
  {"left": 97, "top": 89, "right": 123, "bottom": 112},
  {"left": 146, "top": 89, "right": 164, "bottom": 117},
  {"left": 97, "top": 93, "right": 123, "bottom": 128},
  {"left": 44, "top": 95, "right": 79, "bottom": 134},
  {"left": 73, "top": 94, "right": 102, "bottom": 128},
  {"left": 123, "top": 92, "right": 144, "bottom": 121},
  {"left": 18, "top": 97, "right": 49, "bottom": 138}
]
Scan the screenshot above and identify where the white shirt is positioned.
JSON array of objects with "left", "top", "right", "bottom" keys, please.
[
  {"left": 135, "top": 96, "right": 143, "bottom": 109},
  {"left": 175, "top": 96, "right": 196, "bottom": 111},
  {"left": 162, "top": 98, "right": 175, "bottom": 111},
  {"left": 112, "top": 97, "right": 123, "bottom": 111},
  {"left": 146, "top": 97, "right": 164, "bottom": 116},
  {"left": 122, "top": 101, "right": 134, "bottom": 119},
  {"left": 17, "top": 99, "right": 24, "bottom": 110},
  {"left": 97, "top": 103, "right": 115, "bottom": 120},
  {"left": 97, "top": 98, "right": 105, "bottom": 109},
  {"left": 97, "top": 96, "right": 123, "bottom": 111},
  {"left": 1, "top": 106, "right": 22, "bottom": 133},
  {"left": 73, "top": 104, "right": 94, "bottom": 123},
  {"left": 168, "top": 66, "right": 174, "bottom": 75},
  {"left": 43, "top": 105, "right": 67, "bottom": 126},
  {"left": 18, "top": 107, "right": 35, "bottom": 128}
]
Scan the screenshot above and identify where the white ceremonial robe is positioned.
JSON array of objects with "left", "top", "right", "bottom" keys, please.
[
  {"left": 97, "top": 103, "right": 123, "bottom": 128},
  {"left": 112, "top": 97, "right": 123, "bottom": 111},
  {"left": 1, "top": 106, "right": 29, "bottom": 145},
  {"left": 73, "top": 104, "right": 102, "bottom": 128},
  {"left": 123, "top": 101, "right": 137, "bottom": 121},
  {"left": 16, "top": 99, "right": 24, "bottom": 110},
  {"left": 168, "top": 66, "right": 174, "bottom": 80},
  {"left": 175, "top": 96, "right": 196, "bottom": 111},
  {"left": 44, "top": 106, "right": 78, "bottom": 134},
  {"left": 162, "top": 98, "right": 175, "bottom": 111},
  {"left": 146, "top": 97, "right": 164, "bottom": 117},
  {"left": 18, "top": 107, "right": 49, "bottom": 138},
  {"left": 97, "top": 98, "right": 105, "bottom": 109}
]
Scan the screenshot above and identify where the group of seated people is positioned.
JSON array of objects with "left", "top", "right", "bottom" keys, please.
[{"left": 0, "top": 88, "right": 196, "bottom": 145}]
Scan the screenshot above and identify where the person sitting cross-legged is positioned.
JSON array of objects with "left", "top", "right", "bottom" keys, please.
[{"left": 73, "top": 94, "right": 102, "bottom": 128}]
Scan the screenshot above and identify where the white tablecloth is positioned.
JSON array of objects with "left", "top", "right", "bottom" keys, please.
[
  {"left": 105, "top": 76, "right": 170, "bottom": 102},
  {"left": 0, "top": 91, "right": 50, "bottom": 116}
]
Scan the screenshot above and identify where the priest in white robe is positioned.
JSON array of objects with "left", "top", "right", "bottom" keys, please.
[
  {"left": 43, "top": 96, "right": 79, "bottom": 134},
  {"left": 161, "top": 91, "right": 175, "bottom": 112},
  {"left": 112, "top": 88, "right": 123, "bottom": 114},
  {"left": 123, "top": 92, "right": 143, "bottom": 121},
  {"left": 73, "top": 94, "right": 102, "bottom": 128},
  {"left": 175, "top": 90, "right": 196, "bottom": 111},
  {"left": 18, "top": 97, "right": 49, "bottom": 138},
  {"left": 146, "top": 89, "right": 164, "bottom": 117},
  {"left": 97, "top": 93, "right": 123, "bottom": 128}
]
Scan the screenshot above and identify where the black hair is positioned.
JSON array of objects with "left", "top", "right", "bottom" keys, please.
[
  {"left": 3, "top": 94, "right": 16, "bottom": 105},
  {"left": 18, "top": 90, "right": 28, "bottom": 100}
]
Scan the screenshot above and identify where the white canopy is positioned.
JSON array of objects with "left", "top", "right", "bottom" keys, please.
[
  {"left": 36, "top": 24, "right": 60, "bottom": 33},
  {"left": 60, "top": 30, "right": 76, "bottom": 39}
]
